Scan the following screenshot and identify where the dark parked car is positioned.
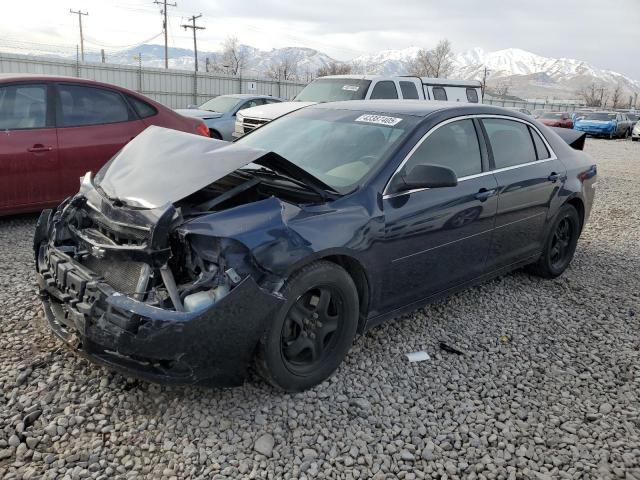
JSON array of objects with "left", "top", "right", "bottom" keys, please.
[
  {"left": 34, "top": 101, "right": 597, "bottom": 391},
  {"left": 0, "top": 74, "right": 209, "bottom": 216},
  {"left": 538, "top": 111, "right": 573, "bottom": 129},
  {"left": 175, "top": 94, "right": 282, "bottom": 140}
]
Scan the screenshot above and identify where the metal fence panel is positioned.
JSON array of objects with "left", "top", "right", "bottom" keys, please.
[
  {"left": 0, "top": 52, "right": 308, "bottom": 109},
  {"left": 484, "top": 97, "right": 583, "bottom": 113}
]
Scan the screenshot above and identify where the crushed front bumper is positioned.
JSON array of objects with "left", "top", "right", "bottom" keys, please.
[{"left": 37, "top": 242, "right": 283, "bottom": 388}]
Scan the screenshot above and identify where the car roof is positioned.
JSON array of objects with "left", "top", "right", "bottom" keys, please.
[
  {"left": 308, "top": 100, "right": 527, "bottom": 118},
  {"left": 319, "top": 75, "right": 481, "bottom": 87}
]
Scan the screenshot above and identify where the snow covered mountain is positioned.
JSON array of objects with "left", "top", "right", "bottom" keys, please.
[
  {"left": 353, "top": 47, "right": 640, "bottom": 100},
  {"left": 71, "top": 43, "right": 640, "bottom": 100},
  {"left": 85, "top": 44, "right": 334, "bottom": 78}
]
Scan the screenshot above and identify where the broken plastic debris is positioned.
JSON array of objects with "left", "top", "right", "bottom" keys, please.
[
  {"left": 439, "top": 342, "right": 464, "bottom": 355},
  {"left": 405, "top": 351, "right": 430, "bottom": 362},
  {"left": 499, "top": 335, "right": 510, "bottom": 344}
]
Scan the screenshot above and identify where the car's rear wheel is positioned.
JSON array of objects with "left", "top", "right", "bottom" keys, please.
[
  {"left": 256, "top": 261, "right": 359, "bottom": 391},
  {"left": 527, "top": 204, "right": 580, "bottom": 279}
]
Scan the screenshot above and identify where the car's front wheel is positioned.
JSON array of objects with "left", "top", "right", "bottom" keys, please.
[
  {"left": 528, "top": 204, "right": 581, "bottom": 279},
  {"left": 256, "top": 261, "right": 359, "bottom": 391}
]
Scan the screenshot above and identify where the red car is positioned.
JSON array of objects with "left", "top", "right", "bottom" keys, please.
[
  {"left": 538, "top": 111, "right": 574, "bottom": 129},
  {"left": 0, "top": 74, "right": 209, "bottom": 216}
]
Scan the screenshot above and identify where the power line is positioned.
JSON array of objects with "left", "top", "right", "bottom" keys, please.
[
  {"left": 69, "top": 9, "right": 89, "bottom": 62},
  {"left": 153, "top": 0, "right": 177, "bottom": 68},
  {"left": 181, "top": 14, "right": 205, "bottom": 72},
  {"left": 84, "top": 32, "right": 163, "bottom": 50}
]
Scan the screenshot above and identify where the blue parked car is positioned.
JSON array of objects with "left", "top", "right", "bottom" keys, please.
[
  {"left": 176, "top": 94, "right": 282, "bottom": 140},
  {"left": 574, "top": 111, "right": 633, "bottom": 139}
]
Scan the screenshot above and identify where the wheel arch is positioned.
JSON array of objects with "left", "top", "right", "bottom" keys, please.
[
  {"left": 565, "top": 195, "right": 585, "bottom": 231},
  {"left": 208, "top": 128, "right": 222, "bottom": 139},
  {"left": 283, "top": 250, "right": 371, "bottom": 332}
]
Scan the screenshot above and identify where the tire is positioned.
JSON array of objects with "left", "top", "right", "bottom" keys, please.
[
  {"left": 256, "top": 261, "right": 359, "bottom": 392},
  {"left": 632, "top": 138, "right": 638, "bottom": 142},
  {"left": 623, "top": 129, "right": 629, "bottom": 139},
  {"left": 527, "top": 204, "right": 581, "bottom": 279},
  {"left": 209, "top": 129, "right": 222, "bottom": 140}
]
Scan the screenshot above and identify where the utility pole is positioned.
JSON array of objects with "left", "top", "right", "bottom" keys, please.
[
  {"left": 154, "top": 0, "right": 177, "bottom": 69},
  {"left": 181, "top": 14, "right": 205, "bottom": 72},
  {"left": 481, "top": 66, "right": 489, "bottom": 97},
  {"left": 69, "top": 9, "right": 88, "bottom": 62}
]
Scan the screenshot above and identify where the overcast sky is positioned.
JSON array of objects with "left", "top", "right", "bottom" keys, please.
[{"left": 1, "top": 0, "right": 638, "bottom": 78}]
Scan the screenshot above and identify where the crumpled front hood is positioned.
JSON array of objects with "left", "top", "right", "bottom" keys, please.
[{"left": 94, "top": 126, "right": 272, "bottom": 209}]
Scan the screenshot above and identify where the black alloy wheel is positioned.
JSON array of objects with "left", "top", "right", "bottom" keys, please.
[
  {"left": 256, "top": 261, "right": 359, "bottom": 391},
  {"left": 528, "top": 204, "right": 580, "bottom": 279},
  {"left": 549, "top": 216, "right": 574, "bottom": 270},
  {"left": 280, "top": 286, "right": 343, "bottom": 374}
]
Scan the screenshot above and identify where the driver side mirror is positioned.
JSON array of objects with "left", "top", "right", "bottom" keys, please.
[{"left": 392, "top": 164, "right": 458, "bottom": 192}]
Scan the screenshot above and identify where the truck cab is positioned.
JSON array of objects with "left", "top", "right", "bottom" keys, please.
[{"left": 233, "top": 75, "right": 482, "bottom": 138}]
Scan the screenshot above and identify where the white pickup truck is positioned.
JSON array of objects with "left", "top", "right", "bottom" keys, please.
[{"left": 233, "top": 75, "right": 482, "bottom": 138}]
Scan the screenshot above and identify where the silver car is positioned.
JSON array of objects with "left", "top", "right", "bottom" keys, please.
[{"left": 176, "top": 94, "right": 282, "bottom": 140}]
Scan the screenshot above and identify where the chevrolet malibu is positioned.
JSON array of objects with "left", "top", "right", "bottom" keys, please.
[{"left": 34, "top": 101, "right": 597, "bottom": 392}]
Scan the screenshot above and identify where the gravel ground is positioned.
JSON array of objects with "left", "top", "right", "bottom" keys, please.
[{"left": 1, "top": 138, "right": 639, "bottom": 480}]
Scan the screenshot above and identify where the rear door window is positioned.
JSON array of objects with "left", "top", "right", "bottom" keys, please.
[
  {"left": 482, "top": 118, "right": 537, "bottom": 169},
  {"left": 399, "top": 81, "right": 419, "bottom": 99},
  {"left": 466, "top": 88, "right": 479, "bottom": 103},
  {"left": 58, "top": 84, "right": 131, "bottom": 127},
  {"left": 0, "top": 84, "right": 47, "bottom": 130},
  {"left": 370, "top": 81, "right": 399, "bottom": 99},
  {"left": 403, "top": 119, "right": 482, "bottom": 178}
]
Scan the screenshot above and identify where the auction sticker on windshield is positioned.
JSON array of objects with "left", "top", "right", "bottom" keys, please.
[
  {"left": 355, "top": 114, "right": 403, "bottom": 126},
  {"left": 342, "top": 85, "right": 360, "bottom": 91}
]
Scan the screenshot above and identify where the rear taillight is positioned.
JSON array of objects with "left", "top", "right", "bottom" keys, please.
[{"left": 196, "top": 121, "right": 210, "bottom": 137}]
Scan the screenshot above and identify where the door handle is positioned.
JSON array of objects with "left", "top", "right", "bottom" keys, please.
[
  {"left": 27, "top": 145, "right": 53, "bottom": 153},
  {"left": 475, "top": 188, "right": 497, "bottom": 201},
  {"left": 548, "top": 172, "right": 561, "bottom": 182}
]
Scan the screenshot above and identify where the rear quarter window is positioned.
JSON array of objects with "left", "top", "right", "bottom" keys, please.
[
  {"left": 466, "top": 88, "right": 479, "bottom": 103},
  {"left": 529, "top": 127, "right": 550, "bottom": 160},
  {"left": 128, "top": 95, "right": 157, "bottom": 119}
]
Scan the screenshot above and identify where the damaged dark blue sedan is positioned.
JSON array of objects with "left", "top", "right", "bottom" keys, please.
[{"left": 35, "top": 101, "right": 597, "bottom": 391}]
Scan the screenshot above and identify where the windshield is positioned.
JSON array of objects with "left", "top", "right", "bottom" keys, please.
[
  {"left": 199, "top": 96, "right": 240, "bottom": 113},
  {"left": 583, "top": 113, "right": 616, "bottom": 121},
  {"left": 541, "top": 112, "right": 563, "bottom": 119},
  {"left": 236, "top": 108, "right": 414, "bottom": 190},
  {"left": 294, "top": 78, "right": 371, "bottom": 103}
]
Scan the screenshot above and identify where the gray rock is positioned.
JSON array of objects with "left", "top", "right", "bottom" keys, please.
[{"left": 254, "top": 434, "right": 275, "bottom": 457}]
